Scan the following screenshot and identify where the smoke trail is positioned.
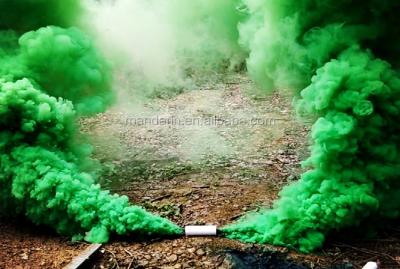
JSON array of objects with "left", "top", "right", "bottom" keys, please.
[
  {"left": 0, "top": 0, "right": 181, "bottom": 242},
  {"left": 223, "top": 0, "right": 400, "bottom": 252},
  {"left": 86, "top": 0, "right": 246, "bottom": 100}
]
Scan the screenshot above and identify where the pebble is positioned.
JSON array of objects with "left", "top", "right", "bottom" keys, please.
[
  {"left": 140, "top": 260, "right": 149, "bottom": 266},
  {"left": 168, "top": 254, "right": 178, "bottom": 263},
  {"left": 196, "top": 249, "right": 205, "bottom": 256},
  {"left": 153, "top": 253, "right": 162, "bottom": 260}
]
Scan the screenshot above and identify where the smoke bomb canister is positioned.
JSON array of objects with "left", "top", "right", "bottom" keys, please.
[
  {"left": 362, "top": 262, "right": 378, "bottom": 269},
  {"left": 185, "top": 225, "right": 217, "bottom": 236}
]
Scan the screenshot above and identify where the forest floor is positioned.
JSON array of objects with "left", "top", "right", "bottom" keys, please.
[{"left": 1, "top": 73, "right": 399, "bottom": 268}]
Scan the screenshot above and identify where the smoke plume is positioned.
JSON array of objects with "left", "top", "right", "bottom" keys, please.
[
  {"left": 86, "top": 0, "right": 246, "bottom": 101},
  {"left": 0, "top": 0, "right": 181, "bottom": 243},
  {"left": 223, "top": 0, "right": 400, "bottom": 252}
]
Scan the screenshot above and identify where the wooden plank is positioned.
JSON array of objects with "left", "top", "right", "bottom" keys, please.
[{"left": 64, "top": 244, "right": 102, "bottom": 269}]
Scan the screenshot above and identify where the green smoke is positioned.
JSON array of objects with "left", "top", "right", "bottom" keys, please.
[
  {"left": 0, "top": 0, "right": 81, "bottom": 31},
  {"left": 223, "top": 0, "right": 400, "bottom": 252},
  {"left": 166, "top": 0, "right": 246, "bottom": 71},
  {"left": 88, "top": 0, "right": 246, "bottom": 101},
  {"left": 0, "top": 0, "right": 181, "bottom": 242}
]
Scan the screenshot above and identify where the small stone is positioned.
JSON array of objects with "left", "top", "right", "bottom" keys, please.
[
  {"left": 167, "top": 254, "right": 178, "bottom": 263},
  {"left": 203, "top": 261, "right": 212, "bottom": 266},
  {"left": 287, "top": 175, "right": 296, "bottom": 181},
  {"left": 221, "top": 257, "right": 234, "bottom": 269},
  {"left": 174, "top": 264, "right": 182, "bottom": 269},
  {"left": 196, "top": 249, "right": 205, "bottom": 256},
  {"left": 144, "top": 255, "right": 151, "bottom": 260},
  {"left": 140, "top": 260, "right": 149, "bottom": 266}
]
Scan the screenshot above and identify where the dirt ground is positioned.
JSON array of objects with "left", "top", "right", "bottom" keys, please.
[
  {"left": 0, "top": 219, "right": 87, "bottom": 269},
  {"left": 1, "top": 74, "right": 400, "bottom": 268}
]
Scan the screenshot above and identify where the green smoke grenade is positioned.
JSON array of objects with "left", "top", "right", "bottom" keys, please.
[
  {"left": 0, "top": 0, "right": 181, "bottom": 242},
  {"left": 223, "top": 0, "right": 400, "bottom": 253}
]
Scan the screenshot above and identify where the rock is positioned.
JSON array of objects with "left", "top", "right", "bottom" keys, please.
[
  {"left": 202, "top": 261, "right": 212, "bottom": 267},
  {"left": 167, "top": 254, "right": 178, "bottom": 263},
  {"left": 196, "top": 249, "right": 205, "bottom": 256},
  {"left": 139, "top": 260, "right": 149, "bottom": 266},
  {"left": 153, "top": 253, "right": 162, "bottom": 260},
  {"left": 174, "top": 264, "right": 182, "bottom": 269},
  {"left": 219, "top": 257, "right": 234, "bottom": 269},
  {"left": 286, "top": 175, "right": 296, "bottom": 181},
  {"left": 182, "top": 262, "right": 191, "bottom": 269}
]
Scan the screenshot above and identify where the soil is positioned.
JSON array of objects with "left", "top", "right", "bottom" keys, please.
[
  {"left": 1, "top": 73, "right": 400, "bottom": 268},
  {"left": 0, "top": 219, "right": 87, "bottom": 269}
]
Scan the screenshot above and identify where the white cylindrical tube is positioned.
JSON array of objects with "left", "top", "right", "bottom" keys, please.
[
  {"left": 362, "top": 262, "right": 378, "bottom": 269},
  {"left": 185, "top": 225, "right": 217, "bottom": 236}
]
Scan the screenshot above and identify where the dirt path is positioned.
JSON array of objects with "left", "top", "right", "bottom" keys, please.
[
  {"left": 78, "top": 73, "right": 315, "bottom": 268},
  {"left": 81, "top": 73, "right": 307, "bottom": 230}
]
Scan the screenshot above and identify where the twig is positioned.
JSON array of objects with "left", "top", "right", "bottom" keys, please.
[
  {"left": 360, "top": 255, "right": 379, "bottom": 264},
  {"left": 191, "top": 185, "right": 210, "bottom": 189},
  {"left": 123, "top": 249, "right": 133, "bottom": 257},
  {"left": 229, "top": 212, "right": 245, "bottom": 221},
  {"left": 105, "top": 249, "right": 120, "bottom": 269},
  {"left": 333, "top": 243, "right": 400, "bottom": 265},
  {"left": 123, "top": 248, "right": 135, "bottom": 269},
  {"left": 151, "top": 194, "right": 172, "bottom": 202},
  {"left": 127, "top": 258, "right": 135, "bottom": 269}
]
